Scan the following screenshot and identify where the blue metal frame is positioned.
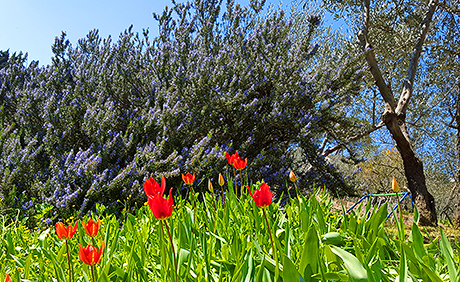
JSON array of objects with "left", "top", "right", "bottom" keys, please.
[{"left": 345, "top": 192, "right": 414, "bottom": 221}]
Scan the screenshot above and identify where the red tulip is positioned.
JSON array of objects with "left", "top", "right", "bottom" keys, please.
[
  {"left": 5, "top": 274, "right": 11, "bottom": 282},
  {"left": 55, "top": 221, "right": 78, "bottom": 240},
  {"left": 148, "top": 189, "right": 174, "bottom": 220},
  {"left": 144, "top": 175, "right": 166, "bottom": 197},
  {"left": 225, "top": 151, "right": 239, "bottom": 166},
  {"left": 82, "top": 219, "right": 100, "bottom": 238},
  {"left": 233, "top": 157, "right": 248, "bottom": 170},
  {"left": 78, "top": 242, "right": 105, "bottom": 266},
  {"left": 182, "top": 173, "right": 195, "bottom": 185},
  {"left": 248, "top": 183, "right": 273, "bottom": 209}
]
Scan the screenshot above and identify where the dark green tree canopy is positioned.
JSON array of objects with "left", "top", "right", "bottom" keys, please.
[{"left": 0, "top": 50, "right": 8, "bottom": 70}]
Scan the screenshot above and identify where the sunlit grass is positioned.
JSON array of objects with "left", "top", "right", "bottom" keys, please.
[{"left": 1, "top": 186, "right": 459, "bottom": 281}]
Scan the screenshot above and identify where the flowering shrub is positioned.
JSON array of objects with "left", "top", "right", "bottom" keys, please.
[{"left": 0, "top": 0, "right": 363, "bottom": 220}]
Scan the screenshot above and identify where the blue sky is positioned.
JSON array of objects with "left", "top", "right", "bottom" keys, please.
[{"left": 0, "top": 0, "right": 300, "bottom": 66}]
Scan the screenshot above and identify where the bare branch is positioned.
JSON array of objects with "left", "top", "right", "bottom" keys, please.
[
  {"left": 320, "top": 122, "right": 385, "bottom": 157},
  {"left": 431, "top": 45, "right": 460, "bottom": 57},
  {"left": 319, "top": 134, "right": 329, "bottom": 153},
  {"left": 395, "top": 0, "right": 439, "bottom": 116},
  {"left": 445, "top": 122, "right": 459, "bottom": 130},
  {"left": 438, "top": 1, "right": 460, "bottom": 14},
  {"left": 357, "top": 0, "right": 397, "bottom": 112}
]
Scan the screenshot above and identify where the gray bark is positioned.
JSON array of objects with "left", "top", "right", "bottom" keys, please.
[{"left": 357, "top": 0, "right": 439, "bottom": 226}]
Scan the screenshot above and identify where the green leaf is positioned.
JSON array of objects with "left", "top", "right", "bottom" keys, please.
[
  {"left": 322, "top": 232, "right": 343, "bottom": 246},
  {"left": 419, "top": 262, "right": 444, "bottom": 282},
  {"left": 366, "top": 202, "right": 388, "bottom": 243},
  {"left": 24, "top": 252, "right": 32, "bottom": 279},
  {"left": 410, "top": 222, "right": 427, "bottom": 260},
  {"left": 330, "top": 245, "right": 368, "bottom": 282},
  {"left": 284, "top": 221, "right": 291, "bottom": 258},
  {"left": 413, "top": 206, "right": 419, "bottom": 225},
  {"left": 299, "top": 225, "right": 319, "bottom": 277},
  {"left": 97, "top": 270, "right": 110, "bottom": 282},
  {"left": 178, "top": 248, "right": 190, "bottom": 273},
  {"left": 6, "top": 231, "right": 14, "bottom": 255},
  {"left": 43, "top": 249, "right": 66, "bottom": 282},
  {"left": 255, "top": 256, "right": 266, "bottom": 282},
  {"left": 283, "top": 254, "right": 305, "bottom": 282},
  {"left": 398, "top": 242, "right": 408, "bottom": 282},
  {"left": 243, "top": 250, "right": 254, "bottom": 282},
  {"left": 440, "top": 229, "right": 458, "bottom": 282}
]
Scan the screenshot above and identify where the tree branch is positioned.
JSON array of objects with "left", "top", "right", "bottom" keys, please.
[
  {"left": 438, "top": 1, "right": 460, "bottom": 14},
  {"left": 395, "top": 0, "right": 439, "bottom": 116},
  {"left": 320, "top": 122, "right": 385, "bottom": 157},
  {"left": 431, "top": 45, "right": 460, "bottom": 57},
  {"left": 357, "top": 0, "right": 397, "bottom": 112},
  {"left": 319, "top": 134, "right": 329, "bottom": 153}
]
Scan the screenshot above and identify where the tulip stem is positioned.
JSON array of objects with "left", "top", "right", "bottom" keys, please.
[
  {"left": 189, "top": 184, "right": 196, "bottom": 225},
  {"left": 263, "top": 208, "right": 279, "bottom": 279},
  {"left": 90, "top": 265, "right": 95, "bottom": 282},
  {"left": 164, "top": 220, "right": 178, "bottom": 282},
  {"left": 160, "top": 221, "right": 166, "bottom": 279},
  {"left": 394, "top": 192, "right": 404, "bottom": 241},
  {"left": 239, "top": 170, "right": 243, "bottom": 196},
  {"left": 220, "top": 184, "right": 226, "bottom": 208},
  {"left": 210, "top": 189, "right": 217, "bottom": 232},
  {"left": 233, "top": 167, "right": 237, "bottom": 197},
  {"left": 65, "top": 240, "right": 73, "bottom": 282},
  {"left": 293, "top": 182, "right": 300, "bottom": 198},
  {"left": 262, "top": 209, "right": 275, "bottom": 258}
]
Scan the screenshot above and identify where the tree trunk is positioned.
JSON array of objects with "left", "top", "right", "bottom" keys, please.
[
  {"left": 400, "top": 148, "right": 437, "bottom": 226},
  {"left": 357, "top": 0, "right": 439, "bottom": 226},
  {"left": 454, "top": 88, "right": 460, "bottom": 227},
  {"left": 384, "top": 112, "right": 438, "bottom": 226}
]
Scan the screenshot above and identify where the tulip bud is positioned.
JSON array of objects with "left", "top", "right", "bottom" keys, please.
[
  {"left": 392, "top": 177, "right": 399, "bottom": 193},
  {"left": 218, "top": 173, "right": 225, "bottom": 186},
  {"left": 208, "top": 179, "right": 214, "bottom": 192},
  {"left": 289, "top": 170, "right": 297, "bottom": 182}
]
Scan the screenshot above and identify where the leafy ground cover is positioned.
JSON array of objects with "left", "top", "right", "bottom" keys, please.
[{"left": 1, "top": 173, "right": 459, "bottom": 282}]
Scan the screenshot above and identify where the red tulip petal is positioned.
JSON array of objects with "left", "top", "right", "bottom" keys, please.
[
  {"left": 160, "top": 175, "right": 166, "bottom": 194},
  {"left": 70, "top": 220, "right": 78, "bottom": 238},
  {"left": 55, "top": 222, "right": 66, "bottom": 240},
  {"left": 148, "top": 192, "right": 173, "bottom": 220},
  {"left": 95, "top": 241, "right": 105, "bottom": 264},
  {"left": 247, "top": 186, "right": 252, "bottom": 196},
  {"left": 79, "top": 244, "right": 91, "bottom": 265},
  {"left": 167, "top": 189, "right": 174, "bottom": 211},
  {"left": 144, "top": 177, "right": 161, "bottom": 197}
]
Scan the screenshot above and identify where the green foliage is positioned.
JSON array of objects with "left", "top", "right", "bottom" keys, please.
[
  {"left": 0, "top": 50, "right": 8, "bottom": 70},
  {"left": 1, "top": 188, "right": 458, "bottom": 281}
]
